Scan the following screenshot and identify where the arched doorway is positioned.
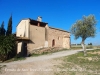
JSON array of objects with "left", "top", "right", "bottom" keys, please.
[{"left": 52, "top": 39, "right": 55, "bottom": 47}]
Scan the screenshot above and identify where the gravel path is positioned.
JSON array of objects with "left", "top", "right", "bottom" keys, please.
[
  {"left": 1, "top": 49, "right": 93, "bottom": 65},
  {"left": 0, "top": 49, "right": 94, "bottom": 75}
]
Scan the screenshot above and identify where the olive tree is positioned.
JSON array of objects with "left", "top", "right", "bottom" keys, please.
[{"left": 71, "top": 15, "right": 97, "bottom": 56}]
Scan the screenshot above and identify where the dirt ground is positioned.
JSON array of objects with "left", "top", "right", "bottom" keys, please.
[
  {"left": 0, "top": 49, "right": 93, "bottom": 75},
  {"left": 1, "top": 59, "right": 63, "bottom": 75}
]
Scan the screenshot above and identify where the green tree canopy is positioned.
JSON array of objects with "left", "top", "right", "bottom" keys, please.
[
  {"left": 0, "top": 35, "right": 16, "bottom": 61},
  {"left": 71, "top": 14, "right": 97, "bottom": 56},
  {"left": 0, "top": 15, "right": 16, "bottom": 62}
]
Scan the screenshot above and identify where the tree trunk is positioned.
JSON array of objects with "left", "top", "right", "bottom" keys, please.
[{"left": 81, "top": 40, "right": 86, "bottom": 56}]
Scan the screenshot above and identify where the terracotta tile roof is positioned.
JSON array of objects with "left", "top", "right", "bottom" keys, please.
[{"left": 49, "top": 27, "right": 70, "bottom": 33}]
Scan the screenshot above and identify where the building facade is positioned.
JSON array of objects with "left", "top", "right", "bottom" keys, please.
[{"left": 16, "top": 17, "right": 70, "bottom": 56}]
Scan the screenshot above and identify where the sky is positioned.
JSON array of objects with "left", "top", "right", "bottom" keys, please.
[{"left": 0, "top": 0, "right": 100, "bottom": 45}]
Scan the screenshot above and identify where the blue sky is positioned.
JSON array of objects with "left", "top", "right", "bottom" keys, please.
[{"left": 0, "top": 0, "right": 100, "bottom": 45}]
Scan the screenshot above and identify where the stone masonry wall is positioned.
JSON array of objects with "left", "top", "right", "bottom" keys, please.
[
  {"left": 27, "top": 25, "right": 45, "bottom": 52},
  {"left": 48, "top": 27, "right": 70, "bottom": 49}
]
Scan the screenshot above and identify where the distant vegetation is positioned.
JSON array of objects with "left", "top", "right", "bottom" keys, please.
[{"left": 71, "top": 45, "right": 93, "bottom": 50}]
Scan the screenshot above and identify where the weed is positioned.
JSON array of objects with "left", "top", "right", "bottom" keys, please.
[
  {"left": 4, "top": 56, "right": 26, "bottom": 63},
  {"left": 0, "top": 65, "right": 6, "bottom": 73}
]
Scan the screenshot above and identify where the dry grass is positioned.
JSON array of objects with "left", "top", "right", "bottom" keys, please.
[{"left": 55, "top": 49, "right": 100, "bottom": 75}]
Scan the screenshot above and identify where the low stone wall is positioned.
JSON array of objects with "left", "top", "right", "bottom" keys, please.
[{"left": 29, "top": 47, "right": 66, "bottom": 55}]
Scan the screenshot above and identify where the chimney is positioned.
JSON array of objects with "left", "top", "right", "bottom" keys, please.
[{"left": 37, "top": 16, "right": 42, "bottom": 22}]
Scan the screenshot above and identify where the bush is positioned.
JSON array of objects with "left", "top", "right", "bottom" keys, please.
[{"left": 0, "top": 35, "right": 16, "bottom": 62}]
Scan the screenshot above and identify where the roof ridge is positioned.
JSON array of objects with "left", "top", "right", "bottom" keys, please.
[{"left": 49, "top": 26, "right": 70, "bottom": 33}]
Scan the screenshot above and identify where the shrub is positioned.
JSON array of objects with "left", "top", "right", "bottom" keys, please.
[{"left": 0, "top": 35, "right": 16, "bottom": 62}]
